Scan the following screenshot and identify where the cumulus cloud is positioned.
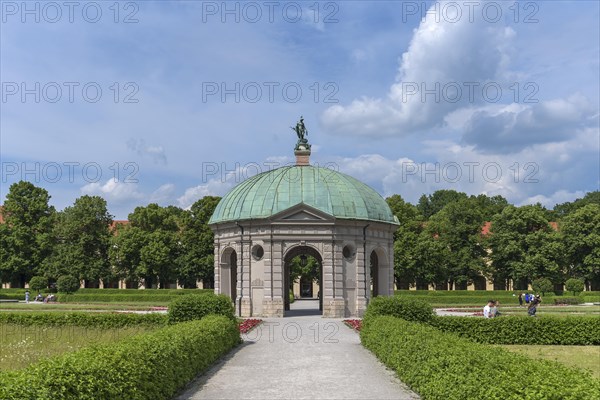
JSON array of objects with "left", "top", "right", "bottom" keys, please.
[
  {"left": 322, "top": 1, "right": 515, "bottom": 137},
  {"left": 330, "top": 125, "right": 598, "bottom": 207},
  {"left": 81, "top": 179, "right": 144, "bottom": 202},
  {"left": 321, "top": 1, "right": 596, "bottom": 158},
  {"left": 519, "top": 190, "right": 588, "bottom": 209},
  {"left": 461, "top": 94, "right": 598, "bottom": 153}
]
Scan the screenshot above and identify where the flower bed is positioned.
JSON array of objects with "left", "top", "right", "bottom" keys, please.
[
  {"left": 239, "top": 318, "right": 262, "bottom": 334},
  {"left": 343, "top": 319, "right": 362, "bottom": 331}
]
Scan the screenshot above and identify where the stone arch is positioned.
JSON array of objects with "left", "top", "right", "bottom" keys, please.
[
  {"left": 220, "top": 247, "right": 238, "bottom": 303},
  {"left": 282, "top": 244, "right": 323, "bottom": 314},
  {"left": 369, "top": 246, "right": 391, "bottom": 298}
]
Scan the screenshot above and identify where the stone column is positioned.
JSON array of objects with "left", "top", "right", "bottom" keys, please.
[
  {"left": 263, "top": 240, "right": 283, "bottom": 317},
  {"left": 239, "top": 240, "right": 252, "bottom": 317},
  {"left": 355, "top": 243, "right": 368, "bottom": 317},
  {"left": 323, "top": 241, "right": 345, "bottom": 317},
  {"left": 213, "top": 243, "right": 221, "bottom": 294}
]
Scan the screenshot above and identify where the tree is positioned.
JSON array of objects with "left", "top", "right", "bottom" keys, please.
[
  {"left": 176, "top": 197, "right": 221, "bottom": 288},
  {"left": 425, "top": 198, "right": 487, "bottom": 289},
  {"left": 417, "top": 190, "right": 468, "bottom": 219},
  {"left": 0, "top": 181, "right": 55, "bottom": 286},
  {"left": 387, "top": 195, "right": 425, "bottom": 289},
  {"left": 139, "top": 232, "right": 176, "bottom": 289},
  {"left": 289, "top": 255, "right": 320, "bottom": 290},
  {"left": 110, "top": 204, "right": 183, "bottom": 289},
  {"left": 42, "top": 196, "right": 113, "bottom": 284},
  {"left": 561, "top": 203, "right": 600, "bottom": 289},
  {"left": 565, "top": 278, "right": 584, "bottom": 296},
  {"left": 532, "top": 277, "right": 553, "bottom": 296},
  {"left": 57, "top": 275, "right": 80, "bottom": 293},
  {"left": 553, "top": 191, "right": 600, "bottom": 219},
  {"left": 28, "top": 276, "right": 48, "bottom": 292},
  {"left": 489, "top": 205, "right": 564, "bottom": 290},
  {"left": 469, "top": 194, "right": 509, "bottom": 221},
  {"left": 109, "top": 225, "right": 148, "bottom": 287}
]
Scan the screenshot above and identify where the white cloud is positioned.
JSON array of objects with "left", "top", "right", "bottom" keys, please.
[
  {"left": 330, "top": 125, "right": 598, "bottom": 206},
  {"left": 461, "top": 94, "right": 598, "bottom": 153},
  {"left": 322, "top": 1, "right": 515, "bottom": 137},
  {"left": 519, "top": 190, "right": 588, "bottom": 208},
  {"left": 81, "top": 179, "right": 144, "bottom": 203}
]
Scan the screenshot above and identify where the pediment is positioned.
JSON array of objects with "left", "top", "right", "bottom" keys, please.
[{"left": 270, "top": 203, "right": 334, "bottom": 222}]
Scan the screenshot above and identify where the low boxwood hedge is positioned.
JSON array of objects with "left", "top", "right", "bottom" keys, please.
[
  {"left": 0, "top": 312, "right": 168, "bottom": 328},
  {"left": 429, "top": 315, "right": 600, "bottom": 345},
  {"left": 168, "top": 293, "right": 235, "bottom": 323},
  {"left": 56, "top": 294, "right": 183, "bottom": 303},
  {"left": 0, "top": 289, "right": 214, "bottom": 303},
  {"left": 554, "top": 297, "right": 584, "bottom": 305},
  {"left": 0, "top": 315, "right": 241, "bottom": 400},
  {"left": 394, "top": 290, "right": 600, "bottom": 305},
  {"left": 364, "top": 296, "right": 434, "bottom": 323},
  {"left": 361, "top": 315, "right": 600, "bottom": 400}
]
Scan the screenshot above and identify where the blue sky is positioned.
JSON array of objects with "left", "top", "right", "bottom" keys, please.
[{"left": 1, "top": 0, "right": 599, "bottom": 219}]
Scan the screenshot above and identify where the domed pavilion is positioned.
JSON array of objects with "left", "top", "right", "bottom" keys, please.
[{"left": 209, "top": 120, "right": 398, "bottom": 317}]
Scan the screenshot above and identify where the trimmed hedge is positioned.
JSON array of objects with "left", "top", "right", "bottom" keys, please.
[
  {"left": 554, "top": 297, "right": 584, "bottom": 305},
  {"left": 0, "top": 315, "right": 241, "bottom": 400},
  {"left": 394, "top": 290, "right": 600, "bottom": 305},
  {"left": 430, "top": 315, "right": 600, "bottom": 345},
  {"left": 0, "top": 312, "right": 168, "bottom": 328},
  {"left": 168, "top": 293, "right": 235, "bottom": 323},
  {"left": 57, "top": 294, "right": 185, "bottom": 303},
  {"left": 364, "top": 296, "right": 434, "bottom": 323},
  {"left": 0, "top": 289, "right": 214, "bottom": 303},
  {"left": 361, "top": 315, "right": 600, "bottom": 400}
]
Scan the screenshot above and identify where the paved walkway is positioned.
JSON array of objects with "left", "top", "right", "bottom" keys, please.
[{"left": 176, "top": 300, "right": 418, "bottom": 400}]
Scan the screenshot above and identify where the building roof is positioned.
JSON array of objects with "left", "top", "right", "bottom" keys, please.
[{"left": 209, "top": 165, "right": 398, "bottom": 225}]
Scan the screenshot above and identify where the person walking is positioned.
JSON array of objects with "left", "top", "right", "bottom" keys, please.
[
  {"left": 528, "top": 295, "right": 541, "bottom": 316},
  {"left": 518, "top": 293, "right": 523, "bottom": 307},
  {"left": 25, "top": 290, "right": 30, "bottom": 303}
]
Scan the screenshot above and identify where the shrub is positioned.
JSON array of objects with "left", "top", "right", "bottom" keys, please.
[
  {"left": 56, "top": 275, "right": 80, "bottom": 294},
  {"left": 27, "top": 276, "right": 48, "bottom": 292},
  {"left": 364, "top": 296, "right": 434, "bottom": 323},
  {"left": 565, "top": 278, "right": 585, "bottom": 296},
  {"left": 0, "top": 312, "right": 168, "bottom": 328},
  {"left": 429, "top": 315, "right": 600, "bottom": 345},
  {"left": 554, "top": 297, "right": 583, "bottom": 305},
  {"left": 532, "top": 278, "right": 554, "bottom": 296},
  {"left": 361, "top": 315, "right": 600, "bottom": 400},
  {"left": 168, "top": 293, "right": 235, "bottom": 324},
  {"left": 0, "top": 315, "right": 241, "bottom": 400}
]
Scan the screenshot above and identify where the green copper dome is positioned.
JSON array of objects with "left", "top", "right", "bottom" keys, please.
[{"left": 209, "top": 165, "right": 398, "bottom": 224}]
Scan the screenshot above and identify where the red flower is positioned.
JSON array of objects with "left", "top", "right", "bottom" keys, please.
[
  {"left": 343, "top": 319, "right": 362, "bottom": 331},
  {"left": 238, "top": 318, "right": 262, "bottom": 334}
]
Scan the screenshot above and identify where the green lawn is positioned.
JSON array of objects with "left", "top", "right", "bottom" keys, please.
[
  {"left": 438, "top": 305, "right": 600, "bottom": 316},
  {"left": 0, "top": 323, "right": 155, "bottom": 371},
  {"left": 501, "top": 345, "right": 600, "bottom": 379}
]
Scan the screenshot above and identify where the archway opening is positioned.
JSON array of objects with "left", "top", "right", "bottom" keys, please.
[
  {"left": 284, "top": 246, "right": 323, "bottom": 316},
  {"left": 370, "top": 250, "right": 379, "bottom": 297},
  {"left": 220, "top": 248, "right": 238, "bottom": 304}
]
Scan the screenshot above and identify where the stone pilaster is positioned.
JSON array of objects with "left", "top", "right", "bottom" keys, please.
[{"left": 262, "top": 298, "right": 284, "bottom": 317}]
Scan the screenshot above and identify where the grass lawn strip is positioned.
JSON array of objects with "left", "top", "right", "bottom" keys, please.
[
  {"left": 501, "top": 345, "right": 600, "bottom": 379},
  {"left": 0, "top": 324, "right": 155, "bottom": 371}
]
